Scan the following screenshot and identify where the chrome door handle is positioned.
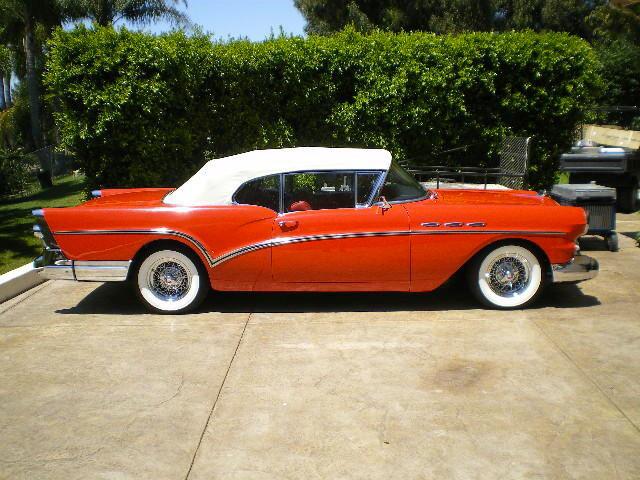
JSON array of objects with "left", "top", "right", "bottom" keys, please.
[{"left": 278, "top": 220, "right": 298, "bottom": 230}]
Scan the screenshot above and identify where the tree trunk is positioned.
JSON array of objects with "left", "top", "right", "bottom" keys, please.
[
  {"left": 4, "top": 73, "right": 12, "bottom": 106},
  {"left": 0, "top": 75, "right": 5, "bottom": 110},
  {"left": 24, "top": 11, "right": 44, "bottom": 150}
]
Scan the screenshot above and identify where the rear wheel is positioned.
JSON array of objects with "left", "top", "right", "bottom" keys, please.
[
  {"left": 134, "top": 248, "right": 209, "bottom": 314},
  {"left": 468, "top": 244, "right": 544, "bottom": 309}
]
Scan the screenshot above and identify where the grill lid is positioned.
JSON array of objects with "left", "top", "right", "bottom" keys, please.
[{"left": 551, "top": 183, "right": 617, "bottom": 201}]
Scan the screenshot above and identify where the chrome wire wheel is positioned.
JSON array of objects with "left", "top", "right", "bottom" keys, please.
[
  {"left": 472, "top": 245, "right": 544, "bottom": 309},
  {"left": 486, "top": 253, "right": 531, "bottom": 298},
  {"left": 148, "top": 259, "right": 191, "bottom": 301},
  {"left": 136, "top": 249, "right": 207, "bottom": 313}
]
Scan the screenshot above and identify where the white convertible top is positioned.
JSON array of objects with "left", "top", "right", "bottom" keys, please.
[{"left": 163, "top": 147, "right": 392, "bottom": 206}]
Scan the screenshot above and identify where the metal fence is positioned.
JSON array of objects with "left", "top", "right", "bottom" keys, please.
[
  {"left": 498, "top": 136, "right": 530, "bottom": 189},
  {"left": 28, "top": 145, "right": 76, "bottom": 177},
  {"left": 404, "top": 136, "right": 531, "bottom": 189}
]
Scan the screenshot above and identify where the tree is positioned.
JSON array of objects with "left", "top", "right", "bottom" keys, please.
[
  {"left": 0, "top": 45, "right": 9, "bottom": 109},
  {"left": 294, "top": 0, "right": 640, "bottom": 40},
  {"left": 0, "top": 0, "right": 67, "bottom": 150},
  {"left": 294, "top": 0, "right": 494, "bottom": 34},
  {"left": 59, "top": 0, "right": 189, "bottom": 26}
]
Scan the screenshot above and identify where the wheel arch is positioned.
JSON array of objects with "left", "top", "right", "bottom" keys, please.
[
  {"left": 128, "top": 239, "right": 211, "bottom": 283},
  {"left": 464, "top": 237, "right": 552, "bottom": 279}
]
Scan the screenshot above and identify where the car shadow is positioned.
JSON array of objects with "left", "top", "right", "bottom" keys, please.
[
  {"left": 55, "top": 280, "right": 600, "bottom": 315},
  {"left": 578, "top": 235, "right": 609, "bottom": 251}
]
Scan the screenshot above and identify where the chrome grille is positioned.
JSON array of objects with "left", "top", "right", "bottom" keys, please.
[{"left": 584, "top": 204, "right": 614, "bottom": 230}]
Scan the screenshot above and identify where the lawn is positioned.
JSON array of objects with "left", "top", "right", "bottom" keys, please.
[{"left": 0, "top": 175, "right": 87, "bottom": 275}]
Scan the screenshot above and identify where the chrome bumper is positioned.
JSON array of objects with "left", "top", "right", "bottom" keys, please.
[
  {"left": 35, "top": 250, "right": 131, "bottom": 282},
  {"left": 551, "top": 255, "right": 599, "bottom": 283}
]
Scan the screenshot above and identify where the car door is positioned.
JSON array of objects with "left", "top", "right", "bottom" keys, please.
[{"left": 270, "top": 170, "right": 410, "bottom": 289}]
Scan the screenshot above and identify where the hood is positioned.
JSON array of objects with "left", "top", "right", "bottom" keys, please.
[{"left": 434, "top": 189, "right": 555, "bottom": 206}]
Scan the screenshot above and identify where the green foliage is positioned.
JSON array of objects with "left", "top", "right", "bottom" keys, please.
[
  {"left": 294, "top": 0, "right": 616, "bottom": 38},
  {"left": 45, "top": 26, "right": 602, "bottom": 190},
  {"left": 0, "top": 84, "right": 35, "bottom": 149},
  {"left": 0, "top": 44, "right": 10, "bottom": 73},
  {"left": 594, "top": 39, "right": 640, "bottom": 129},
  {"left": 0, "top": 148, "right": 31, "bottom": 196},
  {"left": 294, "top": 0, "right": 495, "bottom": 34}
]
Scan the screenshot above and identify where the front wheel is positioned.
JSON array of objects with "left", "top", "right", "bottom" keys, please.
[
  {"left": 468, "top": 244, "right": 544, "bottom": 309},
  {"left": 134, "top": 248, "right": 209, "bottom": 314}
]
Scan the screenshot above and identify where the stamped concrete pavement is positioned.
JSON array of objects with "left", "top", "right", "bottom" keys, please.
[{"left": 1, "top": 214, "right": 639, "bottom": 479}]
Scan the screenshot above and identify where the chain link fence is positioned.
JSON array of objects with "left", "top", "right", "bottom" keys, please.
[
  {"left": 498, "top": 137, "right": 530, "bottom": 189},
  {"left": 404, "top": 135, "right": 531, "bottom": 189},
  {"left": 30, "top": 145, "right": 76, "bottom": 177}
]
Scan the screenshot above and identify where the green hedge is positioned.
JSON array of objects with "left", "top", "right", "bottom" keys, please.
[{"left": 45, "top": 27, "right": 601, "bottom": 190}]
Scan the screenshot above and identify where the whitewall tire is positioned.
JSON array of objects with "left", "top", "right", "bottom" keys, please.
[
  {"left": 135, "top": 248, "right": 209, "bottom": 314},
  {"left": 468, "top": 244, "right": 544, "bottom": 309}
]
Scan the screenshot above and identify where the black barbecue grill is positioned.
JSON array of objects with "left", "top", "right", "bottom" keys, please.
[{"left": 550, "top": 183, "right": 618, "bottom": 251}]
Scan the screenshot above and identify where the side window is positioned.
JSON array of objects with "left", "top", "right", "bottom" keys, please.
[
  {"left": 356, "top": 172, "right": 381, "bottom": 206},
  {"left": 233, "top": 174, "right": 280, "bottom": 212},
  {"left": 380, "top": 163, "right": 426, "bottom": 202},
  {"left": 283, "top": 172, "right": 355, "bottom": 212}
]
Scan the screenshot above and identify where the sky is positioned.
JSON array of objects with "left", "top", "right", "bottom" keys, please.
[{"left": 122, "top": 0, "right": 307, "bottom": 41}]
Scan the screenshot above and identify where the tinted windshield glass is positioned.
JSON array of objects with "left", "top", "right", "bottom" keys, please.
[{"left": 380, "top": 163, "right": 426, "bottom": 202}]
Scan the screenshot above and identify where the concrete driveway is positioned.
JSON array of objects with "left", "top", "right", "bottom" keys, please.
[{"left": 1, "top": 214, "right": 639, "bottom": 479}]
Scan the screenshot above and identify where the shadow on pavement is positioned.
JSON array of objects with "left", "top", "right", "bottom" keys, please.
[{"left": 55, "top": 280, "right": 600, "bottom": 315}]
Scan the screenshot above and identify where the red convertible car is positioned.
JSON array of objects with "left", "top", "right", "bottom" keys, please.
[{"left": 33, "top": 147, "right": 598, "bottom": 313}]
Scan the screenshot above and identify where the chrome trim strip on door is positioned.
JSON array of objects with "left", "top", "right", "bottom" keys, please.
[
  {"left": 53, "top": 228, "right": 565, "bottom": 269},
  {"left": 210, "top": 230, "right": 415, "bottom": 267},
  {"left": 444, "top": 222, "right": 464, "bottom": 227},
  {"left": 53, "top": 228, "right": 215, "bottom": 266},
  {"left": 466, "top": 222, "right": 487, "bottom": 227},
  {"left": 420, "top": 222, "right": 440, "bottom": 227},
  {"left": 210, "top": 229, "right": 565, "bottom": 267}
]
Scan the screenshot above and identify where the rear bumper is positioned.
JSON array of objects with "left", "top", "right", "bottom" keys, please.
[
  {"left": 551, "top": 255, "right": 599, "bottom": 283},
  {"left": 35, "top": 250, "right": 131, "bottom": 282}
]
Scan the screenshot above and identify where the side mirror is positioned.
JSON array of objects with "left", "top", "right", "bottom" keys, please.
[{"left": 378, "top": 196, "right": 392, "bottom": 213}]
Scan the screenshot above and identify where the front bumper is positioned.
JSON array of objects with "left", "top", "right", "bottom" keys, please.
[
  {"left": 551, "top": 255, "right": 599, "bottom": 283},
  {"left": 35, "top": 249, "right": 131, "bottom": 282}
]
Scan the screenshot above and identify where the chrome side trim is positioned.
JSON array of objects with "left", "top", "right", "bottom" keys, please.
[
  {"left": 412, "top": 230, "right": 563, "bottom": 236},
  {"left": 444, "top": 222, "right": 464, "bottom": 227},
  {"left": 210, "top": 229, "right": 565, "bottom": 267},
  {"left": 420, "top": 222, "right": 440, "bottom": 227},
  {"left": 74, "top": 261, "right": 131, "bottom": 282},
  {"left": 552, "top": 255, "right": 599, "bottom": 283},
  {"left": 38, "top": 247, "right": 132, "bottom": 282},
  {"left": 210, "top": 231, "right": 416, "bottom": 267},
  {"left": 52, "top": 228, "right": 565, "bottom": 270},
  {"left": 53, "top": 228, "right": 215, "bottom": 266},
  {"left": 466, "top": 222, "right": 486, "bottom": 227}
]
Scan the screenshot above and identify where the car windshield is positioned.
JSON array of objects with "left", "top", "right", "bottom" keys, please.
[{"left": 380, "top": 163, "right": 427, "bottom": 202}]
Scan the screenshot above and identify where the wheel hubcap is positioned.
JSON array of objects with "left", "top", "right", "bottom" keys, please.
[
  {"left": 148, "top": 260, "right": 191, "bottom": 301},
  {"left": 485, "top": 254, "right": 531, "bottom": 297}
]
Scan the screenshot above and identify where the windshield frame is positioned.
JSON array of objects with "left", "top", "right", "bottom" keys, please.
[{"left": 369, "top": 162, "right": 431, "bottom": 206}]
